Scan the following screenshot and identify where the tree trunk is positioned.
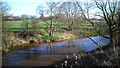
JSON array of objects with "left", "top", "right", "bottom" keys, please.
[
  {"left": 118, "top": 10, "right": 120, "bottom": 46},
  {"left": 49, "top": 8, "right": 53, "bottom": 36},
  {"left": 68, "top": 26, "right": 71, "bottom": 31},
  {"left": 26, "top": 21, "right": 29, "bottom": 32},
  {"left": 112, "top": 9, "right": 120, "bottom": 47}
]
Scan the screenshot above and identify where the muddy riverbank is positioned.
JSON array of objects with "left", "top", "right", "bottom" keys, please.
[{"left": 2, "top": 32, "right": 81, "bottom": 53}]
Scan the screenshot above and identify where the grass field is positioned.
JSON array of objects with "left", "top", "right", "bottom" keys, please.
[
  {"left": 4, "top": 21, "right": 63, "bottom": 32},
  {"left": 3, "top": 20, "right": 109, "bottom": 40},
  {"left": 4, "top": 21, "right": 45, "bottom": 28}
]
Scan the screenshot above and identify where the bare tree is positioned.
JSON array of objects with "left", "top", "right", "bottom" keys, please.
[
  {"left": 29, "top": 15, "right": 38, "bottom": 32},
  {"left": 60, "top": 2, "right": 81, "bottom": 31},
  {"left": 1, "top": 1, "right": 10, "bottom": 16},
  {"left": 1, "top": 1, "right": 11, "bottom": 32},
  {"left": 60, "top": 2, "right": 73, "bottom": 31},
  {"left": 46, "top": 1, "right": 59, "bottom": 36},
  {"left": 76, "top": 0, "right": 120, "bottom": 48},
  {"left": 36, "top": 5, "right": 45, "bottom": 18},
  {"left": 37, "top": 1, "right": 59, "bottom": 36},
  {"left": 21, "top": 14, "right": 29, "bottom": 32}
]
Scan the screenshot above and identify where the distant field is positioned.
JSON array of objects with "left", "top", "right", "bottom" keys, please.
[
  {"left": 4, "top": 21, "right": 109, "bottom": 36},
  {"left": 5, "top": 21, "right": 63, "bottom": 28},
  {"left": 3, "top": 20, "right": 109, "bottom": 41},
  {"left": 4, "top": 21, "right": 44, "bottom": 28},
  {"left": 4, "top": 21, "right": 63, "bottom": 32}
]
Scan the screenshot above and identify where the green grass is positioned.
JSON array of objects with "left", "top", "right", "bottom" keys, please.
[
  {"left": 37, "top": 32, "right": 60, "bottom": 41},
  {"left": 4, "top": 21, "right": 44, "bottom": 28},
  {"left": 6, "top": 28, "right": 47, "bottom": 32},
  {"left": 4, "top": 49, "right": 10, "bottom": 53},
  {"left": 4, "top": 21, "right": 24, "bottom": 28},
  {"left": 80, "top": 27, "right": 108, "bottom": 36},
  {"left": 4, "top": 21, "right": 64, "bottom": 32},
  {"left": 80, "top": 30, "right": 97, "bottom": 35},
  {"left": 4, "top": 21, "right": 108, "bottom": 36}
]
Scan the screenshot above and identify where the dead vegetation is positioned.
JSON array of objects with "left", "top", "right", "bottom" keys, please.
[{"left": 52, "top": 45, "right": 120, "bottom": 67}]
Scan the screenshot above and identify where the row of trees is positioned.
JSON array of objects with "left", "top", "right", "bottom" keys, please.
[
  {"left": 36, "top": 2, "right": 84, "bottom": 36},
  {"left": 36, "top": 0, "right": 120, "bottom": 47},
  {"left": 2, "top": 0, "right": 120, "bottom": 48}
]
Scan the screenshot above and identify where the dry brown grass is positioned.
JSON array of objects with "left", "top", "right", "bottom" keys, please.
[{"left": 52, "top": 45, "right": 120, "bottom": 67}]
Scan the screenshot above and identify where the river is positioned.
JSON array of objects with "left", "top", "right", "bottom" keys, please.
[{"left": 2, "top": 36, "right": 110, "bottom": 66}]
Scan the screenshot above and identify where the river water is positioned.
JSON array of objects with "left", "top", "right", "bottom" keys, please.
[{"left": 2, "top": 36, "right": 110, "bottom": 66}]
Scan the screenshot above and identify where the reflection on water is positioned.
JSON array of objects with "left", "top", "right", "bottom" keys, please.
[
  {"left": 23, "top": 35, "right": 109, "bottom": 55},
  {"left": 3, "top": 36, "right": 110, "bottom": 66}
]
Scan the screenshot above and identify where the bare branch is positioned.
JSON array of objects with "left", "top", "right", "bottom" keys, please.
[
  {"left": 79, "top": 32, "right": 102, "bottom": 49},
  {"left": 76, "top": 2, "right": 110, "bottom": 39}
]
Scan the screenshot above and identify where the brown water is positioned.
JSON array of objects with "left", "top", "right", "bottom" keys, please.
[{"left": 2, "top": 36, "right": 110, "bottom": 66}]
